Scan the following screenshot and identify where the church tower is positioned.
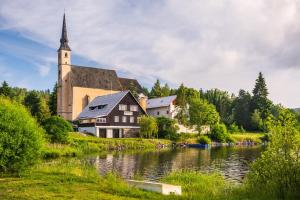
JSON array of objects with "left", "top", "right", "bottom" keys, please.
[{"left": 57, "top": 13, "right": 72, "bottom": 120}]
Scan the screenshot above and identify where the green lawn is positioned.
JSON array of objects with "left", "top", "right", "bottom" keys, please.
[{"left": 0, "top": 158, "right": 272, "bottom": 200}]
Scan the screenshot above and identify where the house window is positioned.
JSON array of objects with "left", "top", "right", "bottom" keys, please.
[
  {"left": 96, "top": 118, "right": 106, "bottom": 123},
  {"left": 130, "top": 116, "right": 134, "bottom": 123},
  {"left": 119, "top": 104, "right": 127, "bottom": 111},
  {"left": 157, "top": 111, "right": 160, "bottom": 116},
  {"left": 166, "top": 110, "right": 169, "bottom": 114},
  {"left": 114, "top": 116, "right": 119, "bottom": 122},
  {"left": 122, "top": 116, "right": 127, "bottom": 123},
  {"left": 130, "top": 105, "right": 138, "bottom": 112}
]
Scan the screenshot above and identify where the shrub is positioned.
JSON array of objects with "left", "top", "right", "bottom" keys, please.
[
  {"left": 209, "top": 123, "right": 229, "bottom": 142},
  {"left": 138, "top": 116, "right": 158, "bottom": 138},
  {"left": 226, "top": 136, "right": 236, "bottom": 144},
  {"left": 247, "top": 126, "right": 300, "bottom": 199},
  {"left": 197, "top": 135, "right": 211, "bottom": 145},
  {"left": 156, "top": 117, "right": 179, "bottom": 141},
  {"left": 228, "top": 123, "right": 240, "bottom": 133},
  {"left": 42, "top": 116, "right": 73, "bottom": 143},
  {"left": 0, "top": 98, "right": 44, "bottom": 173},
  {"left": 247, "top": 108, "right": 300, "bottom": 199}
]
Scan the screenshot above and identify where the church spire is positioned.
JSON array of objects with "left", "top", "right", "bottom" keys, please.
[{"left": 58, "top": 13, "right": 71, "bottom": 51}]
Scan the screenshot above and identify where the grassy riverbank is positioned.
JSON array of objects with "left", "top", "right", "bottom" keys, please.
[
  {"left": 42, "top": 132, "right": 265, "bottom": 158},
  {"left": 177, "top": 132, "right": 265, "bottom": 144},
  {"left": 229, "top": 133, "right": 265, "bottom": 144},
  {"left": 43, "top": 132, "right": 172, "bottom": 158},
  {"left": 0, "top": 159, "right": 274, "bottom": 200}
]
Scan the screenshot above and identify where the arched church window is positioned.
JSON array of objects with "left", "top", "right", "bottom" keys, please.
[{"left": 65, "top": 53, "right": 68, "bottom": 58}]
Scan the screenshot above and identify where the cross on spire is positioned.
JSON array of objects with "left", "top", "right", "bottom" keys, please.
[{"left": 58, "top": 13, "right": 71, "bottom": 51}]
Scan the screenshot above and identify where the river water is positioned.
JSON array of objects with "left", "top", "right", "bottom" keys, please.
[{"left": 87, "top": 146, "right": 263, "bottom": 183}]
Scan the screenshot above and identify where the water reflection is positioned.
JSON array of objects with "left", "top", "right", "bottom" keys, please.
[{"left": 87, "top": 146, "right": 263, "bottom": 183}]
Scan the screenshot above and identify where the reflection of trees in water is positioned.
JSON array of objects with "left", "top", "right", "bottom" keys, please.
[
  {"left": 132, "top": 149, "right": 178, "bottom": 180},
  {"left": 89, "top": 146, "right": 263, "bottom": 182}
]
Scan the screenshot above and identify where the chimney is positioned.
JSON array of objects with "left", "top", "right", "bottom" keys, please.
[{"left": 138, "top": 93, "right": 147, "bottom": 112}]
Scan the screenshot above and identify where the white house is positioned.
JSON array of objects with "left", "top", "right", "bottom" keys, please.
[
  {"left": 146, "top": 95, "right": 178, "bottom": 119},
  {"left": 146, "top": 95, "right": 207, "bottom": 134}
]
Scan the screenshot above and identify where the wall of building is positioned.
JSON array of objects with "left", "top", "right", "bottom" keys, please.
[
  {"left": 146, "top": 103, "right": 179, "bottom": 119},
  {"left": 147, "top": 106, "right": 172, "bottom": 118},
  {"left": 72, "top": 87, "right": 120, "bottom": 120},
  {"left": 123, "top": 128, "right": 140, "bottom": 138}
]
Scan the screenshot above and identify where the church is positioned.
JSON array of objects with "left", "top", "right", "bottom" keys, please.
[{"left": 57, "top": 14, "right": 145, "bottom": 121}]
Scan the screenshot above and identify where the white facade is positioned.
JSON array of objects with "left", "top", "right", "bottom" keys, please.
[
  {"left": 146, "top": 104, "right": 178, "bottom": 119},
  {"left": 78, "top": 126, "right": 140, "bottom": 138},
  {"left": 146, "top": 95, "right": 178, "bottom": 119}
]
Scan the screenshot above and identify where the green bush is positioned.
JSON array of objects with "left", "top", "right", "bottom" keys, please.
[
  {"left": 138, "top": 116, "right": 158, "bottom": 138},
  {"left": 156, "top": 117, "right": 179, "bottom": 141},
  {"left": 228, "top": 123, "right": 240, "bottom": 133},
  {"left": 197, "top": 135, "right": 211, "bottom": 145},
  {"left": 247, "top": 126, "right": 300, "bottom": 199},
  {"left": 0, "top": 98, "right": 44, "bottom": 173},
  {"left": 209, "top": 123, "right": 229, "bottom": 142},
  {"left": 42, "top": 116, "right": 73, "bottom": 143}
]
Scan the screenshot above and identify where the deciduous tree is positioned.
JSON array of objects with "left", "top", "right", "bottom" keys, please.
[{"left": 189, "top": 98, "right": 220, "bottom": 132}]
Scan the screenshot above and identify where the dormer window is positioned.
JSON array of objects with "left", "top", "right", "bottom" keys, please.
[
  {"left": 89, "top": 104, "right": 107, "bottom": 111},
  {"left": 97, "top": 104, "right": 107, "bottom": 109}
]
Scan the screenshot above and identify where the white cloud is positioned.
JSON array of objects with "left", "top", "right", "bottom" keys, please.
[
  {"left": 1, "top": 0, "right": 300, "bottom": 107},
  {"left": 37, "top": 64, "right": 51, "bottom": 77}
]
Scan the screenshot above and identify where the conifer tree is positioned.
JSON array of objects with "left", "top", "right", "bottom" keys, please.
[
  {"left": 161, "top": 83, "right": 171, "bottom": 97},
  {"left": 150, "top": 79, "right": 162, "bottom": 98},
  {"left": 0, "top": 81, "right": 11, "bottom": 97},
  {"left": 251, "top": 72, "right": 272, "bottom": 119},
  {"left": 49, "top": 83, "right": 57, "bottom": 115}
]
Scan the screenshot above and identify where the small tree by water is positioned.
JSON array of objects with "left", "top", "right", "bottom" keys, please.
[
  {"left": 247, "top": 108, "right": 300, "bottom": 199},
  {"left": 138, "top": 116, "right": 158, "bottom": 138}
]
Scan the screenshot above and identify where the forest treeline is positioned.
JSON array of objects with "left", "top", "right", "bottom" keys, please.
[
  {"left": 1, "top": 72, "right": 300, "bottom": 132},
  {"left": 142, "top": 72, "right": 300, "bottom": 132}
]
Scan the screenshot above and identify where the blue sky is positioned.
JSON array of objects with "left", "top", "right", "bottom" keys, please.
[{"left": 1, "top": 0, "right": 300, "bottom": 107}]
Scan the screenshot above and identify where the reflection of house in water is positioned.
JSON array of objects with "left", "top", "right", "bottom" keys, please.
[{"left": 88, "top": 147, "right": 262, "bottom": 182}]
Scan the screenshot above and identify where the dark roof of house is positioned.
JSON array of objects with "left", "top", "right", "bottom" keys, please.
[
  {"left": 77, "top": 90, "right": 146, "bottom": 119},
  {"left": 77, "top": 91, "right": 129, "bottom": 119},
  {"left": 71, "top": 65, "right": 123, "bottom": 90},
  {"left": 70, "top": 65, "right": 143, "bottom": 93},
  {"left": 119, "top": 77, "right": 143, "bottom": 93}
]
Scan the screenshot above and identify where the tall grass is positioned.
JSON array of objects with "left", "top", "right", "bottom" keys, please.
[
  {"left": 229, "top": 133, "right": 265, "bottom": 144},
  {"left": 0, "top": 160, "right": 274, "bottom": 200}
]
